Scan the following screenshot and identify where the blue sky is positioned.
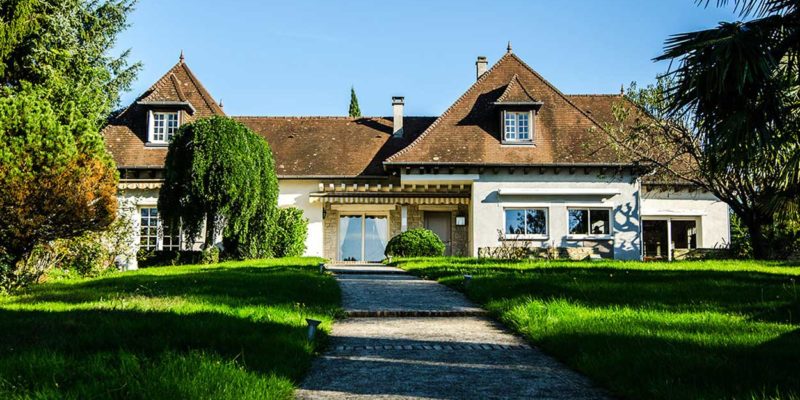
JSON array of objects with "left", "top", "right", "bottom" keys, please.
[{"left": 115, "top": 0, "right": 739, "bottom": 117}]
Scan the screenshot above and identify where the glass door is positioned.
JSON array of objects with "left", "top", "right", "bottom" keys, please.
[
  {"left": 364, "top": 216, "right": 388, "bottom": 262},
  {"left": 338, "top": 216, "right": 363, "bottom": 262},
  {"left": 338, "top": 214, "right": 388, "bottom": 262}
]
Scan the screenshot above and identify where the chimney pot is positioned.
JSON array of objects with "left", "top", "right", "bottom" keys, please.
[
  {"left": 392, "top": 96, "right": 404, "bottom": 137},
  {"left": 476, "top": 56, "right": 488, "bottom": 80}
]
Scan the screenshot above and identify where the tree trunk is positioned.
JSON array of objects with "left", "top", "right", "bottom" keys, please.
[
  {"left": 204, "top": 211, "right": 215, "bottom": 250},
  {"left": 745, "top": 218, "right": 771, "bottom": 260}
]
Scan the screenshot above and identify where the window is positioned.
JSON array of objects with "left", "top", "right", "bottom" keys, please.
[
  {"left": 568, "top": 208, "right": 611, "bottom": 236},
  {"left": 504, "top": 208, "right": 547, "bottom": 236},
  {"left": 503, "top": 111, "right": 532, "bottom": 142},
  {"left": 139, "top": 207, "right": 181, "bottom": 251},
  {"left": 149, "top": 111, "right": 180, "bottom": 143}
]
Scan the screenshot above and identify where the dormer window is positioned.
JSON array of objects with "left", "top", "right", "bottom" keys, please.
[
  {"left": 503, "top": 110, "right": 533, "bottom": 143},
  {"left": 148, "top": 110, "right": 180, "bottom": 144}
]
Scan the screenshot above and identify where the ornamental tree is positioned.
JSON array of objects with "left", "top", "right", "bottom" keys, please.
[
  {"left": 158, "top": 116, "right": 279, "bottom": 259},
  {"left": 0, "top": 88, "right": 118, "bottom": 290}
]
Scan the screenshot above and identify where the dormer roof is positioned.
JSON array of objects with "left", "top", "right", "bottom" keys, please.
[{"left": 493, "top": 74, "right": 542, "bottom": 105}]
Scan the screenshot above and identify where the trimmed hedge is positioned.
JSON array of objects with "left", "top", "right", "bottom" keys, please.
[
  {"left": 272, "top": 207, "right": 308, "bottom": 257},
  {"left": 385, "top": 228, "right": 445, "bottom": 257}
]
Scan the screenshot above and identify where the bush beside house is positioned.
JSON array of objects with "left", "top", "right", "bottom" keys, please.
[
  {"left": 385, "top": 229, "right": 445, "bottom": 257},
  {"left": 272, "top": 207, "right": 309, "bottom": 258}
]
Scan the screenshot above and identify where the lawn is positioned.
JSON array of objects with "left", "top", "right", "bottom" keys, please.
[
  {"left": 392, "top": 257, "right": 800, "bottom": 400},
  {"left": 0, "top": 257, "right": 341, "bottom": 400}
]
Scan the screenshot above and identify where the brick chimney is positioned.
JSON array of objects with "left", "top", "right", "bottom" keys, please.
[
  {"left": 392, "top": 96, "right": 404, "bottom": 137},
  {"left": 476, "top": 56, "right": 488, "bottom": 80}
]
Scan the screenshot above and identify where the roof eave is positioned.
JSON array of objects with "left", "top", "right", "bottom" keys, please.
[{"left": 136, "top": 100, "right": 197, "bottom": 114}]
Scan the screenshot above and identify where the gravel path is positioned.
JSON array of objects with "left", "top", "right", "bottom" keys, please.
[{"left": 296, "top": 265, "right": 610, "bottom": 400}]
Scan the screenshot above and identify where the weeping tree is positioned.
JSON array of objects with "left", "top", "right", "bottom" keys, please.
[
  {"left": 605, "top": 0, "right": 800, "bottom": 259},
  {"left": 158, "top": 116, "right": 279, "bottom": 259}
]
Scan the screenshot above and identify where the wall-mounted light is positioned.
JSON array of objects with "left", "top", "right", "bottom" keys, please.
[{"left": 455, "top": 215, "right": 467, "bottom": 226}]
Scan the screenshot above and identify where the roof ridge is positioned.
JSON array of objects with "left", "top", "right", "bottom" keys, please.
[
  {"left": 386, "top": 52, "right": 516, "bottom": 162},
  {"left": 168, "top": 73, "right": 187, "bottom": 102},
  {"left": 496, "top": 73, "right": 538, "bottom": 103},
  {"left": 179, "top": 62, "right": 224, "bottom": 115},
  {"left": 505, "top": 53, "right": 611, "bottom": 134}
]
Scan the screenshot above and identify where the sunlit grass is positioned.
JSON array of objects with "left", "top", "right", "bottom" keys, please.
[
  {"left": 0, "top": 257, "right": 341, "bottom": 400},
  {"left": 393, "top": 257, "right": 800, "bottom": 400}
]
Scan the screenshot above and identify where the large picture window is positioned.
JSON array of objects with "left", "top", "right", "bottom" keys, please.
[
  {"left": 504, "top": 208, "right": 547, "bottom": 236},
  {"left": 568, "top": 208, "right": 611, "bottom": 236},
  {"left": 139, "top": 207, "right": 181, "bottom": 251},
  {"left": 503, "top": 111, "right": 532, "bottom": 142}
]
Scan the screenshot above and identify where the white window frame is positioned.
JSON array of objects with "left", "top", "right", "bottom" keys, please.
[
  {"left": 566, "top": 207, "right": 613, "bottom": 239},
  {"left": 138, "top": 206, "right": 182, "bottom": 251},
  {"left": 502, "top": 110, "right": 534, "bottom": 143},
  {"left": 503, "top": 207, "right": 549, "bottom": 239},
  {"left": 147, "top": 110, "right": 181, "bottom": 144}
]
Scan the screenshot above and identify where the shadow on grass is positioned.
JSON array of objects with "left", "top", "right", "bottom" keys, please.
[
  {"left": 530, "top": 328, "right": 800, "bottom": 400},
  {"left": 0, "top": 261, "right": 341, "bottom": 399},
  {"left": 0, "top": 309, "right": 312, "bottom": 399}
]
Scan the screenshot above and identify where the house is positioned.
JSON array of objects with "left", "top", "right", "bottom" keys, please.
[{"left": 102, "top": 46, "right": 731, "bottom": 269}]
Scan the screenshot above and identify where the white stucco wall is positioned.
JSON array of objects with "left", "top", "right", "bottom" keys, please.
[
  {"left": 469, "top": 171, "right": 642, "bottom": 260},
  {"left": 277, "top": 180, "right": 324, "bottom": 257},
  {"left": 641, "top": 188, "right": 730, "bottom": 248}
]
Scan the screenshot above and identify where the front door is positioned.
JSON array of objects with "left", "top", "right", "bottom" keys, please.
[
  {"left": 643, "top": 220, "right": 669, "bottom": 260},
  {"left": 338, "top": 214, "right": 389, "bottom": 262},
  {"left": 424, "top": 212, "right": 452, "bottom": 256}
]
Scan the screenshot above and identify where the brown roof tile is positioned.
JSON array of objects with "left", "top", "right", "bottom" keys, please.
[
  {"left": 235, "top": 116, "right": 434, "bottom": 177},
  {"left": 386, "top": 53, "right": 632, "bottom": 166}
]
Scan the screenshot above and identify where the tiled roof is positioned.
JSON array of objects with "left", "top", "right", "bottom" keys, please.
[
  {"left": 386, "top": 53, "right": 631, "bottom": 165},
  {"left": 102, "top": 60, "right": 224, "bottom": 168},
  {"left": 103, "top": 52, "right": 644, "bottom": 178},
  {"left": 235, "top": 116, "right": 434, "bottom": 177}
]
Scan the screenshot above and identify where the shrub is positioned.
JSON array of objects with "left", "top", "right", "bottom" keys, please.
[
  {"left": 52, "top": 216, "right": 134, "bottom": 276},
  {"left": 272, "top": 207, "right": 308, "bottom": 257},
  {"left": 385, "top": 229, "right": 445, "bottom": 258}
]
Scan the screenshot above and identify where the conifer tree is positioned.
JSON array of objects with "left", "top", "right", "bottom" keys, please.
[{"left": 348, "top": 86, "right": 362, "bottom": 117}]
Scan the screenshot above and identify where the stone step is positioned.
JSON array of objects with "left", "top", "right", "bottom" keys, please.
[
  {"left": 324, "top": 264, "right": 408, "bottom": 275},
  {"left": 331, "top": 343, "right": 532, "bottom": 352},
  {"left": 345, "top": 309, "right": 487, "bottom": 318}
]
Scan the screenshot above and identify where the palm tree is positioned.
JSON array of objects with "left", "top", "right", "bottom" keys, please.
[{"left": 649, "top": 1, "right": 799, "bottom": 259}]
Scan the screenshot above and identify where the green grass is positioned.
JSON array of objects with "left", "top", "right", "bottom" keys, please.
[
  {"left": 392, "top": 257, "right": 800, "bottom": 400},
  {"left": 0, "top": 257, "right": 341, "bottom": 400}
]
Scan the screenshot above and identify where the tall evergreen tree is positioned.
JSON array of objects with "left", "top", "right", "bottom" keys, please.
[
  {"left": 0, "top": 0, "right": 137, "bottom": 289},
  {"left": 348, "top": 86, "right": 362, "bottom": 117}
]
